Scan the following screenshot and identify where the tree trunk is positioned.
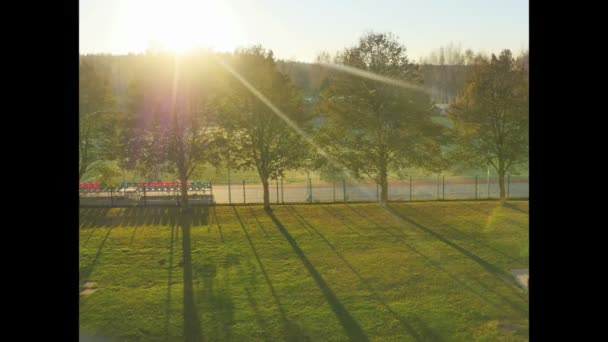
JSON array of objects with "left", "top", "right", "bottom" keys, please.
[
  {"left": 379, "top": 163, "right": 388, "bottom": 206},
  {"left": 180, "top": 212, "right": 202, "bottom": 341},
  {"left": 262, "top": 179, "right": 270, "bottom": 210},
  {"left": 498, "top": 160, "right": 506, "bottom": 200},
  {"left": 180, "top": 178, "right": 189, "bottom": 208},
  {"left": 498, "top": 172, "right": 506, "bottom": 200}
]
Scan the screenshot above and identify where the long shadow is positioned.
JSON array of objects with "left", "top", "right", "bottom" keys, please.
[
  {"left": 212, "top": 206, "right": 225, "bottom": 243},
  {"left": 78, "top": 208, "right": 93, "bottom": 228},
  {"left": 243, "top": 286, "right": 271, "bottom": 340},
  {"left": 346, "top": 204, "right": 525, "bottom": 314},
  {"left": 118, "top": 207, "right": 133, "bottom": 227},
  {"left": 144, "top": 207, "right": 156, "bottom": 226},
  {"left": 135, "top": 207, "right": 148, "bottom": 226},
  {"left": 128, "top": 225, "right": 139, "bottom": 247},
  {"left": 503, "top": 201, "right": 529, "bottom": 215},
  {"left": 196, "top": 207, "right": 209, "bottom": 226},
  {"left": 126, "top": 207, "right": 138, "bottom": 227},
  {"left": 267, "top": 210, "right": 369, "bottom": 342},
  {"left": 408, "top": 205, "right": 525, "bottom": 265},
  {"left": 232, "top": 207, "right": 288, "bottom": 322},
  {"left": 80, "top": 224, "right": 114, "bottom": 284},
  {"left": 82, "top": 222, "right": 99, "bottom": 247},
  {"left": 288, "top": 206, "right": 429, "bottom": 341},
  {"left": 385, "top": 205, "right": 526, "bottom": 298},
  {"left": 246, "top": 206, "right": 269, "bottom": 237},
  {"left": 196, "top": 261, "right": 234, "bottom": 342},
  {"left": 152, "top": 207, "right": 162, "bottom": 226},
  {"left": 180, "top": 210, "right": 203, "bottom": 342},
  {"left": 160, "top": 208, "right": 170, "bottom": 226},
  {"left": 80, "top": 207, "right": 111, "bottom": 229},
  {"left": 319, "top": 205, "right": 363, "bottom": 235},
  {"left": 284, "top": 206, "right": 315, "bottom": 236},
  {"left": 165, "top": 222, "right": 177, "bottom": 339}
]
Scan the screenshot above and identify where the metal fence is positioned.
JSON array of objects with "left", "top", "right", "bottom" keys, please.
[{"left": 80, "top": 175, "right": 528, "bottom": 207}]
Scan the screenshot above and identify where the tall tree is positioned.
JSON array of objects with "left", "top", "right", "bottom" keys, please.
[
  {"left": 135, "top": 108, "right": 172, "bottom": 182},
  {"left": 317, "top": 32, "right": 446, "bottom": 205},
  {"left": 129, "top": 53, "right": 214, "bottom": 207},
  {"left": 448, "top": 49, "right": 529, "bottom": 199},
  {"left": 215, "top": 46, "right": 310, "bottom": 210},
  {"left": 168, "top": 96, "right": 212, "bottom": 207},
  {"left": 79, "top": 61, "right": 116, "bottom": 180}
]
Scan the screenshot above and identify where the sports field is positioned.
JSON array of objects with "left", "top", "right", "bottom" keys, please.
[{"left": 80, "top": 201, "right": 529, "bottom": 341}]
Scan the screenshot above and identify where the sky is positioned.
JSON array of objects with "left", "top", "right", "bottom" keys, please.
[{"left": 80, "top": 0, "right": 528, "bottom": 63}]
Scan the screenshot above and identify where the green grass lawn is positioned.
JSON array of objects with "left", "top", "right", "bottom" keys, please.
[{"left": 80, "top": 201, "right": 529, "bottom": 341}]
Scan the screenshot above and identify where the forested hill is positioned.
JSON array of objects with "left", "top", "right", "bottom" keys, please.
[{"left": 80, "top": 54, "right": 474, "bottom": 106}]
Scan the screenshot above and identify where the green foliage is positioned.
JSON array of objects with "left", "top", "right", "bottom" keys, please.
[
  {"left": 135, "top": 109, "right": 173, "bottom": 181},
  {"left": 79, "top": 61, "right": 118, "bottom": 180},
  {"left": 213, "top": 46, "right": 312, "bottom": 208},
  {"left": 448, "top": 50, "right": 529, "bottom": 197},
  {"left": 317, "top": 32, "right": 447, "bottom": 201}
]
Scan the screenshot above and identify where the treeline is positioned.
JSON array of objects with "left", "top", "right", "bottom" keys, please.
[{"left": 80, "top": 32, "right": 528, "bottom": 209}]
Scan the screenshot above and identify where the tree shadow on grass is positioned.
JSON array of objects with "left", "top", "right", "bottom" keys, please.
[
  {"left": 384, "top": 205, "right": 527, "bottom": 301},
  {"left": 79, "top": 207, "right": 111, "bottom": 229},
  {"left": 80, "top": 224, "right": 114, "bottom": 285},
  {"left": 287, "top": 205, "right": 434, "bottom": 342},
  {"left": 195, "top": 260, "right": 235, "bottom": 342},
  {"left": 266, "top": 209, "right": 369, "bottom": 342},
  {"left": 165, "top": 222, "right": 177, "bottom": 339},
  {"left": 211, "top": 206, "right": 224, "bottom": 243},
  {"left": 318, "top": 205, "right": 363, "bottom": 236},
  {"left": 346, "top": 204, "right": 527, "bottom": 315},
  {"left": 502, "top": 201, "right": 529, "bottom": 215},
  {"left": 180, "top": 210, "right": 203, "bottom": 342},
  {"left": 232, "top": 207, "right": 309, "bottom": 341},
  {"left": 246, "top": 205, "right": 269, "bottom": 237},
  {"left": 406, "top": 204, "right": 525, "bottom": 265}
]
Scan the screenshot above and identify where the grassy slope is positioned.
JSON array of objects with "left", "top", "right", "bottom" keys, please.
[{"left": 80, "top": 201, "right": 529, "bottom": 341}]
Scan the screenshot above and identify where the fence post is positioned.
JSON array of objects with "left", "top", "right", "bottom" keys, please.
[
  {"left": 475, "top": 175, "right": 478, "bottom": 200},
  {"left": 487, "top": 175, "right": 490, "bottom": 199},
  {"left": 437, "top": 175, "right": 440, "bottom": 201},
  {"left": 309, "top": 177, "right": 313, "bottom": 203},
  {"left": 376, "top": 182, "right": 379, "bottom": 202},
  {"left": 507, "top": 174, "right": 510, "bottom": 200},
  {"left": 143, "top": 186, "right": 147, "bottom": 207},
  {"left": 276, "top": 178, "right": 279, "bottom": 204},
  {"left": 228, "top": 180, "right": 232, "bottom": 204},
  {"left": 343, "top": 178, "right": 347, "bottom": 203},
  {"left": 409, "top": 176, "right": 412, "bottom": 202},
  {"left": 110, "top": 188, "right": 113, "bottom": 207},
  {"left": 242, "top": 180, "right": 246, "bottom": 204},
  {"left": 333, "top": 180, "right": 336, "bottom": 202},
  {"left": 442, "top": 175, "right": 445, "bottom": 200},
  {"left": 281, "top": 177, "right": 284, "bottom": 204}
]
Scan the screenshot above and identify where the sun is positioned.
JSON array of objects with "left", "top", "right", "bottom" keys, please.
[{"left": 127, "top": 0, "right": 239, "bottom": 54}]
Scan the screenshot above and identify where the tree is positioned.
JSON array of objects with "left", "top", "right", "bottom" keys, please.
[
  {"left": 448, "top": 49, "right": 528, "bottom": 199},
  {"left": 214, "top": 46, "right": 310, "bottom": 210},
  {"left": 112, "top": 80, "right": 143, "bottom": 181},
  {"left": 317, "top": 32, "right": 446, "bottom": 205},
  {"left": 135, "top": 108, "right": 172, "bottom": 182},
  {"left": 168, "top": 96, "right": 212, "bottom": 207},
  {"left": 129, "top": 53, "right": 214, "bottom": 207},
  {"left": 79, "top": 61, "right": 116, "bottom": 180}
]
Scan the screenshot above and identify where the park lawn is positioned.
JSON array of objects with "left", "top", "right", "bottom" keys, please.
[{"left": 80, "top": 200, "right": 529, "bottom": 341}]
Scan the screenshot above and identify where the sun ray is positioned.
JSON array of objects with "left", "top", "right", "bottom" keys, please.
[
  {"left": 319, "top": 63, "right": 428, "bottom": 92},
  {"left": 214, "top": 56, "right": 381, "bottom": 201}
]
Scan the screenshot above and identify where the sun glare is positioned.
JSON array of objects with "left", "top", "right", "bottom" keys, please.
[{"left": 126, "top": 0, "right": 239, "bottom": 54}]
